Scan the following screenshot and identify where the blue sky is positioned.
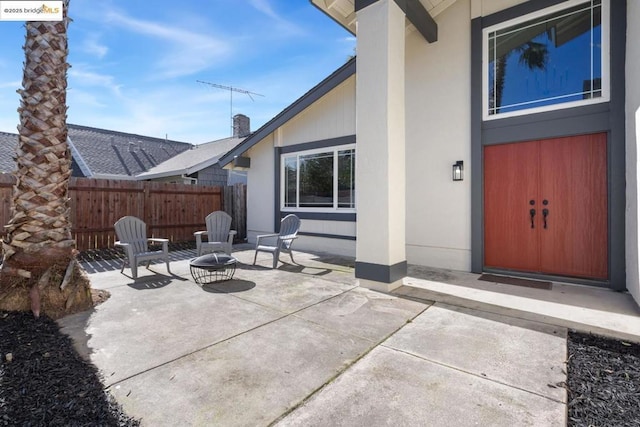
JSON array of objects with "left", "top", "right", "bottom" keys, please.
[{"left": 0, "top": 0, "right": 355, "bottom": 143}]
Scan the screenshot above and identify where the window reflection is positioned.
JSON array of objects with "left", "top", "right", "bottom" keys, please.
[
  {"left": 338, "top": 149, "right": 355, "bottom": 208},
  {"left": 284, "top": 157, "right": 297, "bottom": 208},
  {"left": 299, "top": 152, "right": 334, "bottom": 208},
  {"left": 487, "top": 0, "right": 602, "bottom": 116},
  {"left": 282, "top": 146, "right": 356, "bottom": 210}
]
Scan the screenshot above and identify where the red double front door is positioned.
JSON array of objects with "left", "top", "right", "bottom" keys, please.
[{"left": 484, "top": 133, "right": 608, "bottom": 280}]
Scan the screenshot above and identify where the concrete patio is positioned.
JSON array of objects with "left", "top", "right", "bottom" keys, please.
[{"left": 58, "top": 245, "right": 640, "bottom": 426}]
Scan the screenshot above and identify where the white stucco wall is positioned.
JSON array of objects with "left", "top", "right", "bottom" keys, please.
[
  {"left": 245, "top": 134, "right": 275, "bottom": 239},
  {"left": 243, "top": 76, "right": 357, "bottom": 258},
  {"left": 294, "top": 236, "right": 356, "bottom": 257},
  {"left": 404, "top": 0, "right": 472, "bottom": 271},
  {"left": 626, "top": 0, "right": 640, "bottom": 304},
  {"left": 280, "top": 76, "right": 356, "bottom": 146}
]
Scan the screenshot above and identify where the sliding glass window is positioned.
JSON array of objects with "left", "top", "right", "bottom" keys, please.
[{"left": 282, "top": 146, "right": 355, "bottom": 212}]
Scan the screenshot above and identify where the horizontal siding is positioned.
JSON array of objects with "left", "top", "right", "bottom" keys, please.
[{"left": 280, "top": 76, "right": 356, "bottom": 146}]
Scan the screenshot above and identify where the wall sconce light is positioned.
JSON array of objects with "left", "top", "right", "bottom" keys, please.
[{"left": 452, "top": 160, "right": 464, "bottom": 181}]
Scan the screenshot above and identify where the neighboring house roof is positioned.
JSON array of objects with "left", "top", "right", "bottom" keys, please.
[
  {"left": 218, "top": 57, "right": 356, "bottom": 167},
  {"left": 66, "top": 124, "right": 192, "bottom": 179},
  {"left": 0, "top": 131, "right": 17, "bottom": 173},
  {"left": 0, "top": 125, "right": 193, "bottom": 178},
  {"left": 136, "top": 136, "right": 243, "bottom": 180},
  {"left": 0, "top": 124, "right": 248, "bottom": 181}
]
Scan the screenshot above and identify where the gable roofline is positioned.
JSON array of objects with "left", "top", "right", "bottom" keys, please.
[
  {"left": 135, "top": 154, "right": 223, "bottom": 180},
  {"left": 68, "top": 123, "right": 190, "bottom": 145},
  {"left": 309, "top": 0, "right": 356, "bottom": 35},
  {"left": 66, "top": 123, "right": 192, "bottom": 177},
  {"left": 219, "top": 57, "right": 356, "bottom": 167},
  {"left": 67, "top": 136, "right": 93, "bottom": 177},
  {"left": 136, "top": 136, "right": 245, "bottom": 180}
]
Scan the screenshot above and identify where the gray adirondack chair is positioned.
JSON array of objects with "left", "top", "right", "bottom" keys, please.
[
  {"left": 253, "top": 214, "right": 301, "bottom": 269},
  {"left": 114, "top": 216, "right": 171, "bottom": 279},
  {"left": 194, "top": 211, "right": 236, "bottom": 256}
]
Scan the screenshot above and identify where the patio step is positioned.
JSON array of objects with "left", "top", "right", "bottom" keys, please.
[{"left": 393, "top": 278, "right": 640, "bottom": 344}]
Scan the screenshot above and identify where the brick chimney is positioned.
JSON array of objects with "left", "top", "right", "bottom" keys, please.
[{"left": 233, "top": 114, "right": 250, "bottom": 138}]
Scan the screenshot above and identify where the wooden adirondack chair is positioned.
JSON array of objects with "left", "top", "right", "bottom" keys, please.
[
  {"left": 194, "top": 211, "right": 237, "bottom": 256},
  {"left": 253, "top": 214, "right": 301, "bottom": 269},
  {"left": 114, "top": 216, "right": 171, "bottom": 279}
]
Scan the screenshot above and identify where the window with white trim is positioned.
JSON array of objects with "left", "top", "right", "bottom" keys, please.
[
  {"left": 483, "top": 0, "right": 609, "bottom": 120},
  {"left": 282, "top": 145, "right": 355, "bottom": 211}
]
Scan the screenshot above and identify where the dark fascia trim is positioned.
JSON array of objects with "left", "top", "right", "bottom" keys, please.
[
  {"left": 394, "top": 0, "right": 437, "bottom": 43},
  {"left": 356, "top": 0, "right": 437, "bottom": 43},
  {"left": 219, "top": 58, "right": 356, "bottom": 167},
  {"left": 355, "top": 260, "right": 407, "bottom": 283},
  {"left": 482, "top": 103, "right": 610, "bottom": 131},
  {"left": 470, "top": 17, "right": 483, "bottom": 274},
  {"left": 281, "top": 211, "right": 356, "bottom": 222},
  {"left": 298, "top": 232, "right": 356, "bottom": 241},
  {"left": 280, "top": 135, "right": 356, "bottom": 154},
  {"left": 482, "top": 104, "right": 612, "bottom": 145},
  {"left": 232, "top": 156, "right": 250, "bottom": 168},
  {"left": 355, "top": 0, "right": 378, "bottom": 11},
  {"left": 608, "top": 0, "right": 627, "bottom": 291},
  {"left": 481, "top": 0, "right": 569, "bottom": 27}
]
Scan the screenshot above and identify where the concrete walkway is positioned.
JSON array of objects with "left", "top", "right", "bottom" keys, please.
[{"left": 58, "top": 246, "right": 638, "bottom": 426}]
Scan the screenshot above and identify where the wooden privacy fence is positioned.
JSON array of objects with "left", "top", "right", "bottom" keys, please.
[{"left": 0, "top": 175, "right": 247, "bottom": 251}]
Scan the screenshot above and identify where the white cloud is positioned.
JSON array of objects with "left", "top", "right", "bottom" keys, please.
[
  {"left": 248, "top": 0, "right": 305, "bottom": 36},
  {"left": 67, "top": 89, "right": 108, "bottom": 109},
  {"left": 68, "top": 68, "right": 123, "bottom": 96},
  {"left": 66, "top": 81, "right": 238, "bottom": 143},
  {"left": 0, "top": 80, "right": 21, "bottom": 89},
  {"left": 104, "top": 10, "right": 231, "bottom": 78},
  {"left": 81, "top": 36, "right": 109, "bottom": 59},
  {"left": 249, "top": 0, "right": 279, "bottom": 20}
]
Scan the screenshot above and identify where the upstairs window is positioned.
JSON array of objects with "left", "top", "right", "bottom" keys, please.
[
  {"left": 483, "top": 0, "right": 608, "bottom": 120},
  {"left": 282, "top": 146, "right": 355, "bottom": 211}
]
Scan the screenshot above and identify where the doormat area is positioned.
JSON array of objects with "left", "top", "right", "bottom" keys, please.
[{"left": 478, "top": 274, "right": 552, "bottom": 290}]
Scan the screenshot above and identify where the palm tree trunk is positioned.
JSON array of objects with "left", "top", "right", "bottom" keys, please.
[{"left": 0, "top": 0, "right": 92, "bottom": 319}]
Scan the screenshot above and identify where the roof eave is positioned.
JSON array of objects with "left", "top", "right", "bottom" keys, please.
[
  {"left": 219, "top": 57, "right": 356, "bottom": 167},
  {"left": 136, "top": 155, "right": 223, "bottom": 180},
  {"left": 309, "top": 0, "right": 357, "bottom": 35}
]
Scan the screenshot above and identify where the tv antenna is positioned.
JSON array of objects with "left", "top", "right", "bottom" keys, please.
[{"left": 197, "top": 80, "right": 264, "bottom": 136}]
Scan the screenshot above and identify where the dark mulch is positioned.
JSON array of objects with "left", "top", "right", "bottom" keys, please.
[
  {"left": 0, "top": 311, "right": 139, "bottom": 427},
  {"left": 567, "top": 330, "right": 640, "bottom": 426}
]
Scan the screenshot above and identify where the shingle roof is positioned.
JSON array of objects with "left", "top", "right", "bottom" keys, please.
[
  {"left": 67, "top": 124, "right": 192, "bottom": 177},
  {"left": 0, "top": 131, "right": 18, "bottom": 173},
  {"left": 0, "top": 125, "right": 193, "bottom": 177},
  {"left": 136, "top": 136, "right": 243, "bottom": 180}
]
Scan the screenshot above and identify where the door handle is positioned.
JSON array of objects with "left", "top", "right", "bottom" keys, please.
[
  {"left": 529, "top": 208, "right": 536, "bottom": 229},
  {"left": 542, "top": 208, "right": 549, "bottom": 229}
]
